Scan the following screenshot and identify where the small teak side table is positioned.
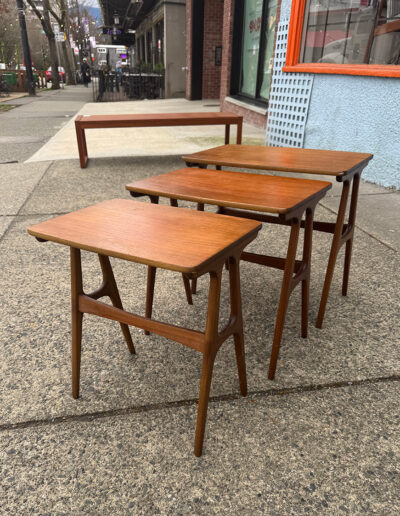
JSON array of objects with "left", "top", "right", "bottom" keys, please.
[
  {"left": 28, "top": 199, "right": 261, "bottom": 457},
  {"left": 126, "top": 168, "right": 332, "bottom": 380},
  {"left": 182, "top": 145, "right": 373, "bottom": 328}
]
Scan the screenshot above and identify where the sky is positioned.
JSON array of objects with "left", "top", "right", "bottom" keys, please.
[{"left": 79, "top": 0, "right": 99, "bottom": 7}]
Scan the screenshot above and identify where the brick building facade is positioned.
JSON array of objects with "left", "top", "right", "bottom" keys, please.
[
  {"left": 201, "top": 0, "right": 223, "bottom": 99},
  {"left": 186, "top": 0, "right": 279, "bottom": 128}
]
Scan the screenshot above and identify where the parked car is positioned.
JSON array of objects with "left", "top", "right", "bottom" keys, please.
[{"left": 45, "top": 66, "right": 66, "bottom": 82}]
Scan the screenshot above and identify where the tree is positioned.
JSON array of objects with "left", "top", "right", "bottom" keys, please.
[
  {"left": 47, "top": 0, "right": 76, "bottom": 85},
  {"left": 0, "top": 9, "right": 23, "bottom": 68},
  {"left": 25, "top": 0, "right": 60, "bottom": 89}
]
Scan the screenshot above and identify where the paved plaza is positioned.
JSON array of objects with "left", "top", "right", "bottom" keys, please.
[{"left": 0, "top": 87, "right": 399, "bottom": 513}]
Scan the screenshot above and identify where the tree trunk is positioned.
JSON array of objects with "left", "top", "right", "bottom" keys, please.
[
  {"left": 48, "top": 36, "right": 60, "bottom": 90},
  {"left": 61, "top": 40, "right": 76, "bottom": 85}
]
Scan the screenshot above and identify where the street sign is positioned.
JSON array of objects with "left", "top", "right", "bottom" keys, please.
[
  {"left": 53, "top": 23, "right": 59, "bottom": 35},
  {"left": 56, "top": 33, "right": 65, "bottom": 42}
]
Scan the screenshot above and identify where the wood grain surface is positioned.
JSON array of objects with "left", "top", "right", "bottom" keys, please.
[
  {"left": 27, "top": 199, "right": 261, "bottom": 274},
  {"left": 126, "top": 168, "right": 332, "bottom": 214},
  {"left": 76, "top": 112, "right": 242, "bottom": 129},
  {"left": 182, "top": 145, "right": 373, "bottom": 177}
]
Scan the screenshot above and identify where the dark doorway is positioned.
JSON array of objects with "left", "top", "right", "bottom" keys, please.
[{"left": 190, "top": 0, "right": 204, "bottom": 100}]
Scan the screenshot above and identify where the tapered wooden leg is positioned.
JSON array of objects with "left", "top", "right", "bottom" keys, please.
[
  {"left": 229, "top": 256, "right": 247, "bottom": 396},
  {"left": 194, "top": 269, "right": 222, "bottom": 457},
  {"left": 236, "top": 119, "right": 243, "bottom": 144},
  {"left": 98, "top": 254, "right": 135, "bottom": 353},
  {"left": 71, "top": 248, "right": 83, "bottom": 399},
  {"left": 225, "top": 124, "right": 230, "bottom": 144},
  {"left": 342, "top": 173, "right": 360, "bottom": 297},
  {"left": 342, "top": 239, "right": 353, "bottom": 297},
  {"left": 316, "top": 181, "right": 350, "bottom": 329},
  {"left": 145, "top": 265, "right": 156, "bottom": 335},
  {"left": 183, "top": 275, "right": 193, "bottom": 305},
  {"left": 301, "top": 208, "right": 314, "bottom": 338},
  {"left": 75, "top": 120, "right": 88, "bottom": 168},
  {"left": 268, "top": 221, "right": 300, "bottom": 380}
]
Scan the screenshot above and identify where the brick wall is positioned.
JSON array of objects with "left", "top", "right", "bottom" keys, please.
[
  {"left": 220, "top": 0, "right": 234, "bottom": 102},
  {"left": 202, "top": 0, "right": 223, "bottom": 99},
  {"left": 186, "top": 0, "right": 282, "bottom": 128}
]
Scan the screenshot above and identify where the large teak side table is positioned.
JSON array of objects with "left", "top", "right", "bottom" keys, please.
[
  {"left": 126, "top": 168, "right": 332, "bottom": 380},
  {"left": 28, "top": 199, "right": 261, "bottom": 456},
  {"left": 182, "top": 145, "right": 373, "bottom": 328}
]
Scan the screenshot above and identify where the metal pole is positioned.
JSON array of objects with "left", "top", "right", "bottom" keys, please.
[{"left": 16, "top": 0, "right": 35, "bottom": 96}]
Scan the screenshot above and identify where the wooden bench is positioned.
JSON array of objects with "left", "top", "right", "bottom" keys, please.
[{"left": 74, "top": 112, "right": 243, "bottom": 168}]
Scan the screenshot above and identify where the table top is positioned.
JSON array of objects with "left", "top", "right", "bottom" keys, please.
[
  {"left": 76, "top": 112, "right": 242, "bottom": 126},
  {"left": 182, "top": 145, "right": 373, "bottom": 177},
  {"left": 27, "top": 199, "right": 261, "bottom": 274},
  {"left": 126, "top": 168, "right": 332, "bottom": 215}
]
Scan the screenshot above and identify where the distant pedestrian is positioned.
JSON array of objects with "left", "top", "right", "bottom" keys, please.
[{"left": 81, "top": 58, "right": 91, "bottom": 87}]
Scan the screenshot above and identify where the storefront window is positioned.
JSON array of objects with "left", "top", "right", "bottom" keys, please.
[
  {"left": 240, "top": 0, "right": 263, "bottom": 96},
  {"left": 285, "top": 0, "right": 400, "bottom": 76},
  {"left": 232, "top": 0, "right": 278, "bottom": 104},
  {"left": 155, "top": 20, "right": 164, "bottom": 66},
  {"left": 260, "top": 0, "right": 278, "bottom": 98},
  {"left": 301, "top": 0, "right": 400, "bottom": 65}
]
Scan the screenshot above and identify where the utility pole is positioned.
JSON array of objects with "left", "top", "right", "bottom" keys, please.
[{"left": 16, "top": 0, "right": 35, "bottom": 96}]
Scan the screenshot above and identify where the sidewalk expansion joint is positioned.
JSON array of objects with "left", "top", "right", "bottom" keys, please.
[
  {"left": 320, "top": 201, "right": 398, "bottom": 252},
  {"left": 0, "top": 160, "right": 54, "bottom": 245},
  {"left": 9, "top": 211, "right": 70, "bottom": 218},
  {"left": 1, "top": 374, "right": 398, "bottom": 433}
]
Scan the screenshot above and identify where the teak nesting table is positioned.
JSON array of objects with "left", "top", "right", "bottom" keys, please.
[
  {"left": 126, "top": 168, "right": 332, "bottom": 380},
  {"left": 182, "top": 145, "right": 373, "bottom": 328},
  {"left": 75, "top": 112, "right": 243, "bottom": 168},
  {"left": 28, "top": 199, "right": 261, "bottom": 456}
]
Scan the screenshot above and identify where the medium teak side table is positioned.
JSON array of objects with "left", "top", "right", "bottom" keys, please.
[{"left": 126, "top": 168, "right": 332, "bottom": 380}]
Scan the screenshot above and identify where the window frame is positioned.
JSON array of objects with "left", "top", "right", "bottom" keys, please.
[
  {"left": 230, "top": 0, "right": 276, "bottom": 107},
  {"left": 284, "top": 0, "right": 400, "bottom": 78}
]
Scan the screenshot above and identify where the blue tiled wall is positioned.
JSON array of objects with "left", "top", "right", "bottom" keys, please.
[{"left": 278, "top": 0, "right": 400, "bottom": 188}]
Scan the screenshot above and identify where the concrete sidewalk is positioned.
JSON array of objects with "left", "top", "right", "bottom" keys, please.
[
  {"left": 0, "top": 87, "right": 399, "bottom": 513},
  {"left": 26, "top": 97, "right": 265, "bottom": 163}
]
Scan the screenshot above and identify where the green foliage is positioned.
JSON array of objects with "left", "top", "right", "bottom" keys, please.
[{"left": 153, "top": 62, "right": 165, "bottom": 74}]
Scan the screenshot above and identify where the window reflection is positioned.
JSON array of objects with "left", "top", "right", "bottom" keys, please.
[{"left": 301, "top": 0, "right": 400, "bottom": 65}]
